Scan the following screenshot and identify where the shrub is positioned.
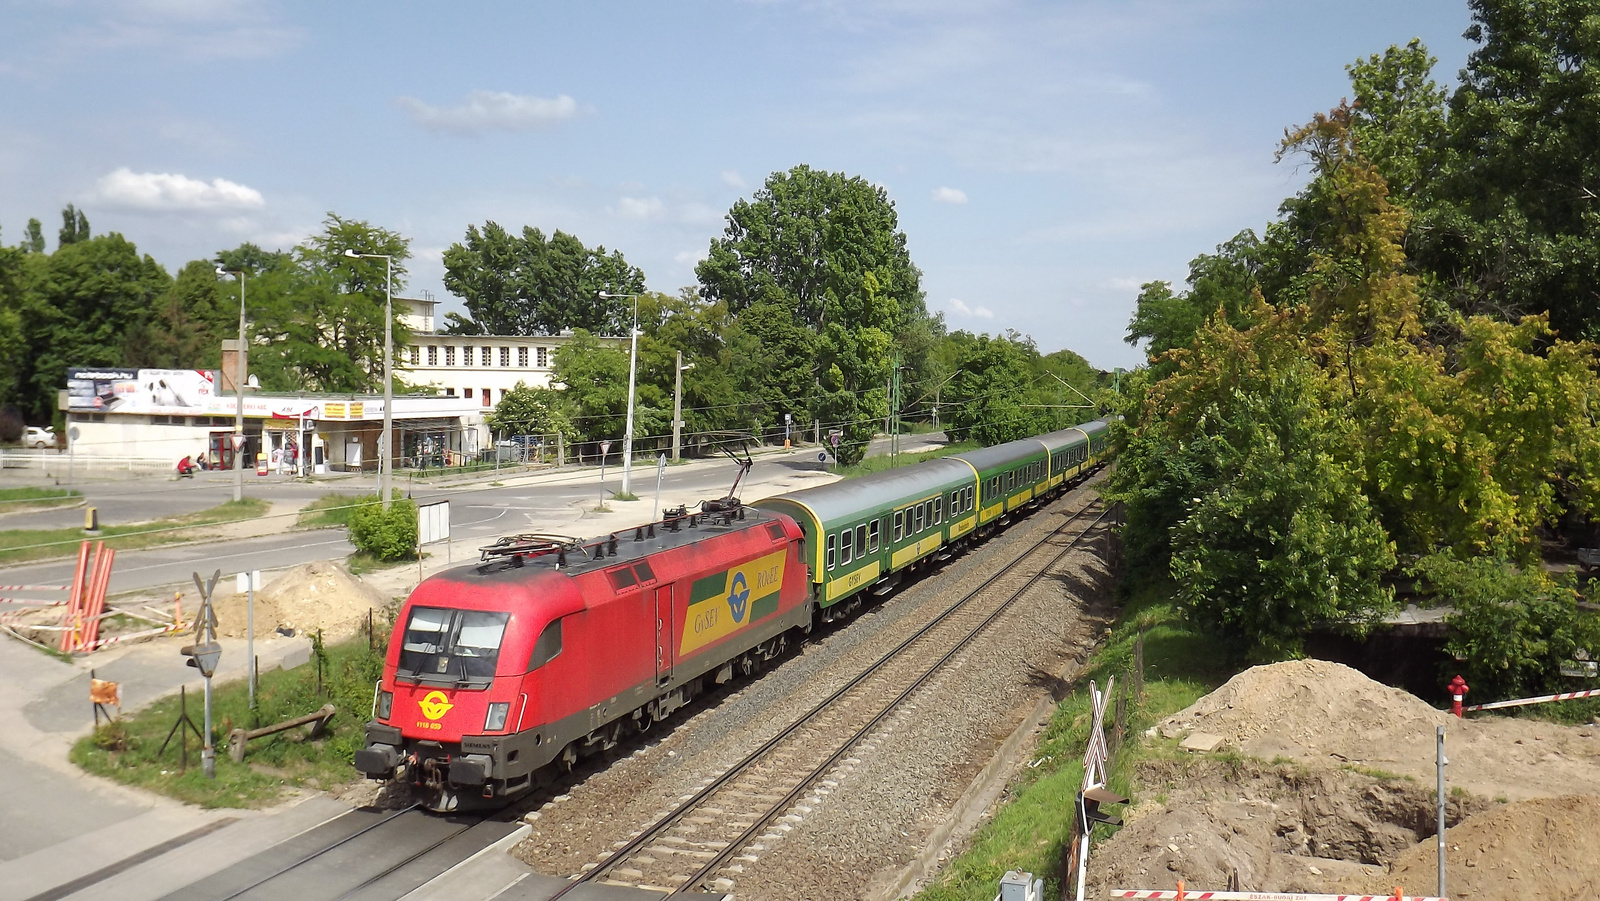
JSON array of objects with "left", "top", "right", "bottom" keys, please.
[{"left": 347, "top": 499, "right": 418, "bottom": 561}]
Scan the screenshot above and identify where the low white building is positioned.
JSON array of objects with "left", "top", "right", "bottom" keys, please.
[{"left": 65, "top": 367, "right": 488, "bottom": 472}]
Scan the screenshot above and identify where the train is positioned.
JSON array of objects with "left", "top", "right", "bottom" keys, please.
[{"left": 354, "top": 420, "right": 1112, "bottom": 811}]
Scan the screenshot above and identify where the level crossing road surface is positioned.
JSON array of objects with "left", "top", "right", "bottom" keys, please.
[{"left": 0, "top": 434, "right": 943, "bottom": 597}]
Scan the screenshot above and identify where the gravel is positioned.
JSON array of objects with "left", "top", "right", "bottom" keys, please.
[{"left": 512, "top": 472, "right": 1115, "bottom": 901}]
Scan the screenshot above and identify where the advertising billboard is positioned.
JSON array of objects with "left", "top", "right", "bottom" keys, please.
[{"left": 67, "top": 368, "right": 220, "bottom": 415}]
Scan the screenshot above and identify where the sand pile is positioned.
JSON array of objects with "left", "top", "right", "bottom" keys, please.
[
  {"left": 213, "top": 561, "right": 390, "bottom": 640},
  {"left": 1155, "top": 659, "right": 1600, "bottom": 800},
  {"left": 1088, "top": 759, "right": 1486, "bottom": 896},
  {"left": 1372, "top": 795, "right": 1600, "bottom": 900}
]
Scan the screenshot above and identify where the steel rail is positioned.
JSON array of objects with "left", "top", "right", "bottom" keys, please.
[
  {"left": 328, "top": 817, "right": 482, "bottom": 901},
  {"left": 212, "top": 803, "right": 422, "bottom": 901},
  {"left": 550, "top": 493, "right": 1107, "bottom": 899},
  {"left": 674, "top": 503, "right": 1115, "bottom": 893}
]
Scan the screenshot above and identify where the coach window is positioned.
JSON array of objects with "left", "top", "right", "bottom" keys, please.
[
  {"left": 855, "top": 524, "right": 867, "bottom": 557},
  {"left": 528, "top": 618, "right": 563, "bottom": 671},
  {"left": 913, "top": 503, "right": 924, "bottom": 533},
  {"left": 827, "top": 533, "right": 837, "bottom": 570},
  {"left": 868, "top": 520, "right": 880, "bottom": 553},
  {"left": 935, "top": 497, "right": 943, "bottom": 524},
  {"left": 842, "top": 527, "right": 853, "bottom": 564},
  {"left": 893, "top": 510, "right": 903, "bottom": 542}
]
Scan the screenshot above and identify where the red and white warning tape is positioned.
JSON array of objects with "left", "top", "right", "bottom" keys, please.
[
  {"left": 1464, "top": 687, "right": 1600, "bottom": 712},
  {"left": 0, "top": 584, "right": 69, "bottom": 592},
  {"left": 1111, "top": 892, "right": 1446, "bottom": 900}
]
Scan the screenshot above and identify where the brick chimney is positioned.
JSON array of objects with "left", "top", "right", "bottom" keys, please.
[{"left": 220, "top": 339, "right": 249, "bottom": 393}]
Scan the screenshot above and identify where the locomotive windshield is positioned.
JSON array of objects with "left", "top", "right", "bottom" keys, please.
[{"left": 397, "top": 606, "right": 510, "bottom": 687}]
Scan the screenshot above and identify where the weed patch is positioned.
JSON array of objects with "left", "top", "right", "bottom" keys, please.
[{"left": 71, "top": 633, "right": 388, "bottom": 808}]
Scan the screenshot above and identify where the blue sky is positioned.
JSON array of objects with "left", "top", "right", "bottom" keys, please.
[{"left": 2, "top": 1, "right": 1476, "bottom": 371}]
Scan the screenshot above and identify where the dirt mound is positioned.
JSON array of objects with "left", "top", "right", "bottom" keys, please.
[
  {"left": 1371, "top": 795, "right": 1600, "bottom": 901},
  {"left": 1087, "top": 759, "right": 1486, "bottom": 896},
  {"left": 213, "top": 561, "right": 389, "bottom": 640},
  {"left": 1155, "top": 659, "right": 1600, "bottom": 800}
]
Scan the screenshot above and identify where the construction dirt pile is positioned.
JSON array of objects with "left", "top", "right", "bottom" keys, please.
[
  {"left": 213, "top": 561, "right": 391, "bottom": 641},
  {"left": 1154, "top": 659, "right": 1600, "bottom": 800},
  {"left": 1370, "top": 794, "right": 1600, "bottom": 900},
  {"left": 1092, "top": 660, "right": 1600, "bottom": 895},
  {"left": 1087, "top": 759, "right": 1489, "bottom": 897}
]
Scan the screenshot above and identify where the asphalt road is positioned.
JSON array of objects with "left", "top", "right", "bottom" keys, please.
[{"left": 0, "top": 434, "right": 944, "bottom": 597}]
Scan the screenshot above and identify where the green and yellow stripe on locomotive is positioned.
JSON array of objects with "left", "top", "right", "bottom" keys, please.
[{"left": 751, "top": 419, "right": 1112, "bottom": 617}]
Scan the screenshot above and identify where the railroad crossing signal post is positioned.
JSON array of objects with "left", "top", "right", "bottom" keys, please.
[
  {"left": 182, "top": 569, "right": 223, "bottom": 779},
  {"left": 599, "top": 440, "right": 612, "bottom": 509}
]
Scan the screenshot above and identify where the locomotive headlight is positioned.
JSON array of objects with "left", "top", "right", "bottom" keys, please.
[
  {"left": 484, "top": 702, "right": 511, "bottom": 732},
  {"left": 376, "top": 690, "right": 393, "bottom": 720}
]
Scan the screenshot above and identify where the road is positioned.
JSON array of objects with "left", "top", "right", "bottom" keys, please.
[{"left": 0, "top": 433, "right": 945, "bottom": 597}]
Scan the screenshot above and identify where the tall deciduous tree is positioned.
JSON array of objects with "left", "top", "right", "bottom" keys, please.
[
  {"left": 57, "top": 205, "right": 89, "bottom": 248},
  {"left": 441, "top": 222, "right": 645, "bottom": 336},
  {"left": 697, "top": 165, "right": 930, "bottom": 463}
]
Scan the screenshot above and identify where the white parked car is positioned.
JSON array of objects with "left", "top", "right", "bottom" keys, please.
[{"left": 24, "top": 426, "right": 54, "bottom": 449}]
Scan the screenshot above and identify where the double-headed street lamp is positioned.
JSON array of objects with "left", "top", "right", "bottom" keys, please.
[
  {"left": 599, "top": 291, "right": 645, "bottom": 496},
  {"left": 344, "top": 250, "right": 395, "bottom": 510},
  {"left": 215, "top": 267, "right": 246, "bottom": 502}
]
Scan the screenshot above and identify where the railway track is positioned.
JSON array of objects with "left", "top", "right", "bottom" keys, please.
[
  {"left": 551, "top": 494, "right": 1115, "bottom": 897},
  {"left": 150, "top": 803, "right": 522, "bottom": 901}
]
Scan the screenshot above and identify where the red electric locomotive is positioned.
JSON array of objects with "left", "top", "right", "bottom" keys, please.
[{"left": 355, "top": 502, "right": 812, "bottom": 811}]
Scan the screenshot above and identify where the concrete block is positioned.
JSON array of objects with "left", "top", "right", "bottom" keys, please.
[{"left": 1179, "top": 731, "right": 1225, "bottom": 753}]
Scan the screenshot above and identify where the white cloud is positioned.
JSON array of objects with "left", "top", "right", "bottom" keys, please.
[
  {"left": 94, "top": 167, "right": 264, "bottom": 211},
  {"left": 947, "top": 297, "right": 994, "bottom": 319},
  {"left": 721, "top": 169, "right": 747, "bottom": 189},
  {"left": 398, "top": 91, "right": 581, "bottom": 134},
  {"left": 616, "top": 196, "right": 666, "bottom": 220},
  {"left": 932, "top": 186, "right": 968, "bottom": 204}
]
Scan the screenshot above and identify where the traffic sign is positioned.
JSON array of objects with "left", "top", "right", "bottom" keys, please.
[
  {"left": 600, "top": 440, "right": 612, "bottom": 455},
  {"left": 231, "top": 434, "right": 246, "bottom": 450}
]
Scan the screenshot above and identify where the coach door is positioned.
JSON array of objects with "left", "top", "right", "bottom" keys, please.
[{"left": 654, "top": 585, "right": 675, "bottom": 686}]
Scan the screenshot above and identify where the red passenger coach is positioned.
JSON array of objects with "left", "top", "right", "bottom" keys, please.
[{"left": 356, "top": 503, "right": 812, "bottom": 811}]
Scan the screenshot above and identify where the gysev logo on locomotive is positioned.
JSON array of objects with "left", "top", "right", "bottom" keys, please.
[
  {"left": 681, "top": 550, "right": 786, "bottom": 655},
  {"left": 417, "top": 690, "right": 453, "bottom": 729}
]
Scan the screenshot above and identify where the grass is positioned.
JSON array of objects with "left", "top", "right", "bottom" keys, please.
[
  {"left": 612, "top": 490, "right": 640, "bottom": 502},
  {"left": 72, "top": 631, "right": 389, "bottom": 808},
  {"left": 296, "top": 492, "right": 382, "bottom": 529},
  {"left": 0, "top": 486, "right": 83, "bottom": 512},
  {"left": 837, "top": 440, "right": 979, "bottom": 479},
  {"left": 913, "top": 573, "right": 1232, "bottom": 901},
  {"left": 347, "top": 550, "right": 417, "bottom": 575},
  {"left": 0, "top": 498, "right": 270, "bottom": 565}
]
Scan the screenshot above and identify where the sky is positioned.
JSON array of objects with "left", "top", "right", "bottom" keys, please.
[{"left": 1, "top": 0, "right": 1479, "bottom": 371}]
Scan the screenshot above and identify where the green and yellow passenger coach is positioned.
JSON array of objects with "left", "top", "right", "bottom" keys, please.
[{"left": 751, "top": 419, "right": 1112, "bottom": 619}]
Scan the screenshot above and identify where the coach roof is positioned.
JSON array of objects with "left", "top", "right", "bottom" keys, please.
[{"left": 754, "top": 457, "right": 976, "bottom": 525}]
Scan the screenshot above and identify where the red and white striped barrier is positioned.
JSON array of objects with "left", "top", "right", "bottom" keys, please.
[
  {"left": 0, "top": 584, "right": 70, "bottom": 592},
  {"left": 1464, "top": 687, "right": 1600, "bottom": 712},
  {"left": 1111, "top": 892, "right": 1446, "bottom": 900}
]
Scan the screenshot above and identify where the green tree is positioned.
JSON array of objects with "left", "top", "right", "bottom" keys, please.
[
  {"left": 486, "top": 381, "right": 576, "bottom": 445},
  {"left": 697, "top": 165, "right": 930, "bottom": 462},
  {"left": 124, "top": 260, "right": 234, "bottom": 369},
  {"left": 1126, "top": 231, "right": 1262, "bottom": 364},
  {"left": 23, "top": 219, "right": 45, "bottom": 254},
  {"left": 20, "top": 233, "right": 171, "bottom": 420},
  {"left": 1414, "top": 553, "right": 1600, "bottom": 700},
  {"left": 548, "top": 330, "right": 666, "bottom": 446},
  {"left": 441, "top": 222, "right": 644, "bottom": 335},
  {"left": 235, "top": 215, "right": 413, "bottom": 393},
  {"left": 941, "top": 332, "right": 1048, "bottom": 445},
  {"left": 57, "top": 204, "right": 89, "bottom": 248}
]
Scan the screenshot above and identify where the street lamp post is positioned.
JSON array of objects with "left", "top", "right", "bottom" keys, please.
[
  {"left": 345, "top": 250, "right": 394, "bottom": 510},
  {"left": 672, "top": 352, "right": 694, "bottom": 462},
  {"left": 599, "top": 291, "right": 645, "bottom": 495},
  {"left": 216, "top": 268, "right": 246, "bottom": 502}
]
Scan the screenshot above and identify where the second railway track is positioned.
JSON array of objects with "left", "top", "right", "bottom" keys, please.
[{"left": 551, "top": 493, "right": 1116, "bottom": 897}]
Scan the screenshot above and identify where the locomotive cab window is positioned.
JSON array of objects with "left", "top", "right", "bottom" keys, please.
[
  {"left": 397, "top": 606, "right": 510, "bottom": 687},
  {"left": 607, "top": 566, "right": 639, "bottom": 592},
  {"left": 632, "top": 560, "right": 655, "bottom": 584},
  {"left": 528, "top": 618, "right": 563, "bottom": 671}
]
